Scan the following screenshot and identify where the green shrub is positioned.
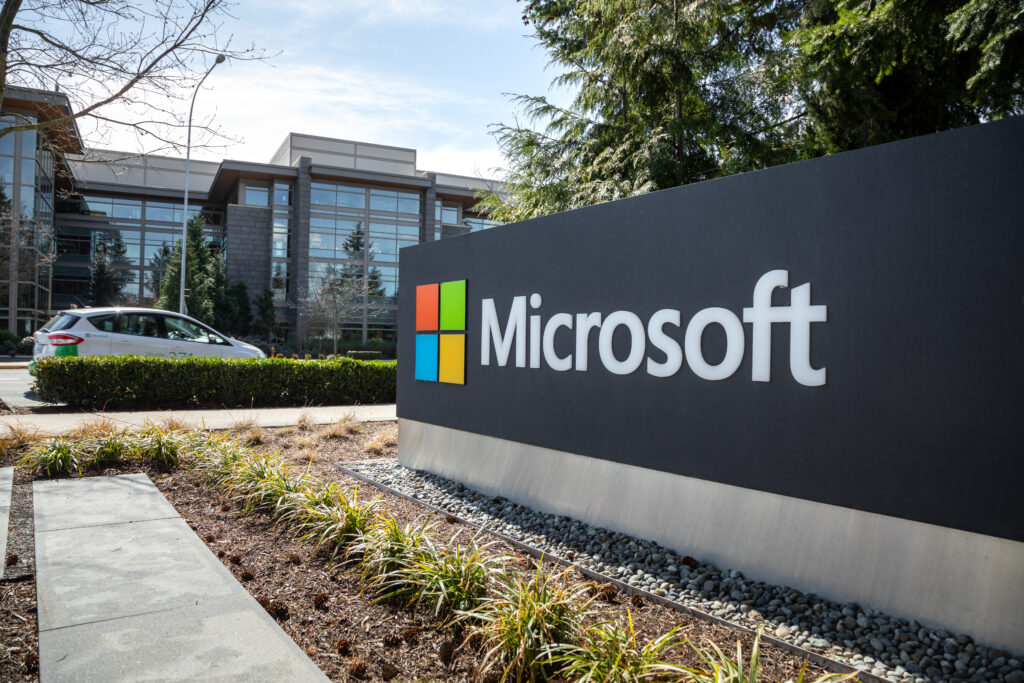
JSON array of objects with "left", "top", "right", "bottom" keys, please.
[
  {"left": 468, "top": 566, "right": 592, "bottom": 681},
  {"left": 346, "top": 350, "right": 382, "bottom": 360},
  {"left": 547, "top": 613, "right": 684, "bottom": 682},
  {"left": 33, "top": 355, "right": 396, "bottom": 410},
  {"left": 91, "top": 431, "right": 135, "bottom": 467},
  {"left": 23, "top": 437, "right": 81, "bottom": 477},
  {"left": 679, "top": 627, "right": 857, "bottom": 683},
  {"left": 375, "top": 531, "right": 506, "bottom": 625},
  {"left": 355, "top": 514, "right": 438, "bottom": 589}
]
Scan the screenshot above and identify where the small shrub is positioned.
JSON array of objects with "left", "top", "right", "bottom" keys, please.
[
  {"left": 366, "top": 426, "right": 398, "bottom": 454},
  {"left": 231, "top": 417, "right": 258, "bottom": 431},
  {"left": 92, "top": 431, "right": 134, "bottom": 467},
  {"left": 547, "top": 612, "right": 685, "bottom": 682},
  {"left": 468, "top": 565, "right": 591, "bottom": 682},
  {"left": 296, "top": 410, "right": 316, "bottom": 431},
  {"left": 23, "top": 437, "right": 80, "bottom": 477},
  {"left": 290, "top": 485, "right": 380, "bottom": 563},
  {"left": 680, "top": 627, "right": 858, "bottom": 683},
  {"left": 355, "top": 514, "right": 436, "bottom": 589},
  {"left": 0, "top": 423, "right": 42, "bottom": 458},
  {"left": 65, "top": 417, "right": 119, "bottom": 440},
  {"left": 295, "top": 435, "right": 317, "bottom": 449},
  {"left": 322, "top": 414, "right": 360, "bottom": 439},
  {"left": 139, "top": 429, "right": 181, "bottom": 468},
  {"left": 347, "top": 350, "right": 382, "bottom": 360},
  {"left": 243, "top": 427, "right": 263, "bottom": 446},
  {"left": 375, "top": 531, "right": 505, "bottom": 625}
]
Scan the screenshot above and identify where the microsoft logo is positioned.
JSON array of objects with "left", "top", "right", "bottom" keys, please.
[{"left": 415, "top": 280, "right": 466, "bottom": 384}]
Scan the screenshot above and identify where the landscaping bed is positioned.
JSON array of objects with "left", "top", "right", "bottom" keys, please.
[{"left": 0, "top": 418, "right": 834, "bottom": 682}]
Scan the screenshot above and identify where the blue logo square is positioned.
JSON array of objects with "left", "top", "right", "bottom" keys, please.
[{"left": 415, "top": 334, "right": 439, "bottom": 382}]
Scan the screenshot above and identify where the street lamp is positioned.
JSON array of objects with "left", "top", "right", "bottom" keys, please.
[{"left": 179, "top": 54, "right": 226, "bottom": 314}]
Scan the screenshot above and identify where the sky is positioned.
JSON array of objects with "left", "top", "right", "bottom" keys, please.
[{"left": 158, "top": 0, "right": 566, "bottom": 179}]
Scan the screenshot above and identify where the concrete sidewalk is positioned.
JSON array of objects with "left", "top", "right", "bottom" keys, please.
[
  {"left": 34, "top": 473, "right": 329, "bottom": 682},
  {"left": 0, "top": 403, "right": 396, "bottom": 436}
]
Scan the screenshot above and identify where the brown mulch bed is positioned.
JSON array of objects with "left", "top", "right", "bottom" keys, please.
[{"left": 0, "top": 419, "right": 828, "bottom": 682}]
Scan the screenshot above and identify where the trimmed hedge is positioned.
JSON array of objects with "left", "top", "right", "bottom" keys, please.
[
  {"left": 34, "top": 355, "right": 396, "bottom": 410},
  {"left": 346, "top": 350, "right": 382, "bottom": 360}
]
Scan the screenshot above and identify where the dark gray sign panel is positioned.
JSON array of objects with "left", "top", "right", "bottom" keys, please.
[{"left": 398, "top": 118, "right": 1024, "bottom": 543}]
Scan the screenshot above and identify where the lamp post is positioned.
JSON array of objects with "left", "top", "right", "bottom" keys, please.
[{"left": 180, "top": 54, "right": 226, "bottom": 314}]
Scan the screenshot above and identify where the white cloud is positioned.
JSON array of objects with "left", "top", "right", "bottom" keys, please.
[
  {"left": 287, "top": 0, "right": 510, "bottom": 30},
  {"left": 92, "top": 59, "right": 505, "bottom": 177},
  {"left": 418, "top": 144, "right": 507, "bottom": 180}
]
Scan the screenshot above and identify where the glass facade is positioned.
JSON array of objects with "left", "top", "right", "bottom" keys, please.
[
  {"left": 307, "top": 182, "right": 420, "bottom": 341},
  {"left": 0, "top": 114, "right": 56, "bottom": 334},
  {"left": 52, "top": 196, "right": 220, "bottom": 310}
]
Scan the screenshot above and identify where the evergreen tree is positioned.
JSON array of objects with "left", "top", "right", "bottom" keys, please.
[
  {"left": 790, "top": 0, "right": 1023, "bottom": 154},
  {"left": 155, "top": 215, "right": 219, "bottom": 326},
  {"left": 220, "top": 281, "right": 253, "bottom": 337},
  {"left": 89, "top": 231, "right": 132, "bottom": 307},
  {"left": 485, "top": 0, "right": 1023, "bottom": 221},
  {"left": 251, "top": 288, "right": 278, "bottom": 343}
]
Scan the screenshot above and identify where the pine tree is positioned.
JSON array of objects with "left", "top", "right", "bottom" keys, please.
[{"left": 89, "top": 231, "right": 132, "bottom": 306}]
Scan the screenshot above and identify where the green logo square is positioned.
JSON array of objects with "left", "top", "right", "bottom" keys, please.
[{"left": 439, "top": 280, "right": 466, "bottom": 331}]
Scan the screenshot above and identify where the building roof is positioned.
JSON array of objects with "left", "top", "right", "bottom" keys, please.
[{"left": 2, "top": 85, "right": 84, "bottom": 155}]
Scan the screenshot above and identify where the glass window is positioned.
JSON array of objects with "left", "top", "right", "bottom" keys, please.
[
  {"left": 20, "top": 158, "right": 35, "bottom": 185},
  {"left": 338, "top": 186, "right": 365, "bottom": 209},
  {"left": 271, "top": 262, "right": 289, "bottom": 302},
  {"left": 369, "top": 189, "right": 397, "bottom": 212},
  {"left": 87, "top": 313, "right": 116, "bottom": 332},
  {"left": 19, "top": 185, "right": 34, "bottom": 217},
  {"left": 442, "top": 206, "right": 459, "bottom": 224},
  {"left": 0, "top": 157, "right": 12, "bottom": 184},
  {"left": 42, "top": 313, "right": 79, "bottom": 332},
  {"left": 164, "top": 315, "right": 214, "bottom": 344},
  {"left": 311, "top": 185, "right": 335, "bottom": 206},
  {"left": 120, "top": 313, "right": 162, "bottom": 337},
  {"left": 0, "top": 132, "right": 12, "bottom": 156},
  {"left": 145, "top": 202, "right": 175, "bottom": 222},
  {"left": 396, "top": 224, "right": 418, "bottom": 239},
  {"left": 22, "top": 129, "right": 35, "bottom": 158},
  {"left": 272, "top": 228, "right": 289, "bottom": 258},
  {"left": 111, "top": 199, "right": 142, "bottom": 220},
  {"left": 369, "top": 238, "right": 397, "bottom": 262},
  {"left": 243, "top": 185, "right": 269, "bottom": 206},
  {"left": 397, "top": 192, "right": 420, "bottom": 214},
  {"left": 309, "top": 232, "right": 334, "bottom": 258},
  {"left": 273, "top": 182, "right": 292, "bottom": 206},
  {"left": 272, "top": 211, "right": 290, "bottom": 229}
]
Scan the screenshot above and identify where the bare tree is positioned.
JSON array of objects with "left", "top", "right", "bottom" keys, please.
[
  {"left": 300, "top": 264, "right": 367, "bottom": 357},
  {"left": 0, "top": 0, "right": 268, "bottom": 156}
]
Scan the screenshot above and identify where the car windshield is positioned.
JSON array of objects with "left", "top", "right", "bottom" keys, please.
[{"left": 40, "top": 313, "right": 79, "bottom": 333}]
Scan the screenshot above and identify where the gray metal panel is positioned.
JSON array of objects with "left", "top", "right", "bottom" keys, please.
[{"left": 397, "top": 117, "right": 1024, "bottom": 543}]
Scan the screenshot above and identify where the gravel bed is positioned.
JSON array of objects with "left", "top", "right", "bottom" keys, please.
[{"left": 346, "top": 459, "right": 1023, "bottom": 683}]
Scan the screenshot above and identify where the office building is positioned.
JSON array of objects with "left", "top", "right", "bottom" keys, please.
[{"left": 1, "top": 85, "right": 503, "bottom": 347}]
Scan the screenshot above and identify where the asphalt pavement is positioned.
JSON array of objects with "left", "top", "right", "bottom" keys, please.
[{"left": 0, "top": 366, "right": 49, "bottom": 409}]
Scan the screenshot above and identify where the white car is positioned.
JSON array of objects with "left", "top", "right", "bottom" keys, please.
[{"left": 32, "top": 307, "right": 266, "bottom": 363}]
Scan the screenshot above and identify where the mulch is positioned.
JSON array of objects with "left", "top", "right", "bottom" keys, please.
[{"left": 0, "top": 420, "right": 829, "bottom": 682}]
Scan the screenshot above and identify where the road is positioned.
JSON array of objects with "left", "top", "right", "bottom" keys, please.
[{"left": 0, "top": 368, "right": 52, "bottom": 408}]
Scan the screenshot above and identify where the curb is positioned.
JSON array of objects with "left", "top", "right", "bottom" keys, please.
[{"left": 334, "top": 462, "right": 889, "bottom": 683}]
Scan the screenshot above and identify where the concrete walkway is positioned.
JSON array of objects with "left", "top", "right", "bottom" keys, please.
[
  {"left": 0, "top": 403, "right": 396, "bottom": 436},
  {"left": 34, "top": 473, "right": 328, "bottom": 682},
  {"left": 0, "top": 467, "right": 10, "bottom": 564}
]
